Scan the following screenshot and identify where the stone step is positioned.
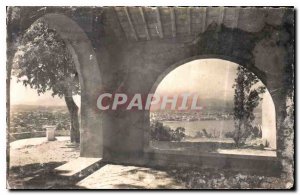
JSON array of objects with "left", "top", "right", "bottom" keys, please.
[{"left": 54, "top": 157, "right": 104, "bottom": 181}]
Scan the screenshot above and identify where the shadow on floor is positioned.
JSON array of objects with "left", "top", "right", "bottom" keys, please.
[
  {"left": 60, "top": 142, "right": 80, "bottom": 152},
  {"left": 8, "top": 162, "right": 88, "bottom": 189}
]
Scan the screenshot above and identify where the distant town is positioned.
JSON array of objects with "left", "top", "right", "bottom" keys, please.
[
  {"left": 150, "top": 110, "right": 234, "bottom": 122},
  {"left": 10, "top": 105, "right": 70, "bottom": 134}
]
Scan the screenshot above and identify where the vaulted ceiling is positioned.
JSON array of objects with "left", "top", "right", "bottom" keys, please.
[
  {"left": 101, "top": 7, "right": 285, "bottom": 42},
  {"left": 10, "top": 7, "right": 286, "bottom": 43}
]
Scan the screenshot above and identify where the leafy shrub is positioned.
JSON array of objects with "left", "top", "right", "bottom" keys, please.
[
  {"left": 194, "top": 131, "right": 204, "bottom": 138},
  {"left": 225, "top": 125, "right": 264, "bottom": 147},
  {"left": 150, "top": 121, "right": 185, "bottom": 141}
]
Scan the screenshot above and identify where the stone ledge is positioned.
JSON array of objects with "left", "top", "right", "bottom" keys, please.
[{"left": 54, "top": 157, "right": 104, "bottom": 180}]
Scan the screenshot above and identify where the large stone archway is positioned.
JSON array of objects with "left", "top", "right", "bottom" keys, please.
[
  {"left": 106, "top": 25, "right": 290, "bottom": 159},
  {"left": 7, "top": 7, "right": 294, "bottom": 184},
  {"left": 10, "top": 13, "right": 104, "bottom": 157},
  {"left": 98, "top": 21, "right": 293, "bottom": 179}
]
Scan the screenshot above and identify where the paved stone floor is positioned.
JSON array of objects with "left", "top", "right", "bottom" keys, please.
[
  {"left": 76, "top": 164, "right": 185, "bottom": 189},
  {"left": 10, "top": 136, "right": 70, "bottom": 150},
  {"left": 9, "top": 137, "right": 185, "bottom": 189}
]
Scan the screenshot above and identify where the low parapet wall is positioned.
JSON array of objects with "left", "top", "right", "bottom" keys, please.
[
  {"left": 150, "top": 140, "right": 236, "bottom": 153},
  {"left": 144, "top": 149, "right": 280, "bottom": 177},
  {"left": 9, "top": 130, "right": 70, "bottom": 142}
]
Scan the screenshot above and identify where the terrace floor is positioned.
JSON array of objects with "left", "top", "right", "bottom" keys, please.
[
  {"left": 8, "top": 137, "right": 184, "bottom": 189},
  {"left": 8, "top": 136, "right": 282, "bottom": 189}
]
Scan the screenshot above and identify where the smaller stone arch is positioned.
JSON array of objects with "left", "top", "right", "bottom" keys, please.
[
  {"left": 26, "top": 13, "right": 104, "bottom": 157},
  {"left": 149, "top": 55, "right": 268, "bottom": 96}
]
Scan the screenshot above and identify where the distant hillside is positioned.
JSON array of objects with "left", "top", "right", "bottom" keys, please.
[
  {"left": 151, "top": 96, "right": 262, "bottom": 113},
  {"left": 200, "top": 98, "right": 233, "bottom": 112},
  {"left": 11, "top": 104, "right": 68, "bottom": 112}
]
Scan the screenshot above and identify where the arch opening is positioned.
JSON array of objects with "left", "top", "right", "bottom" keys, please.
[
  {"left": 10, "top": 13, "right": 103, "bottom": 157},
  {"left": 148, "top": 58, "right": 277, "bottom": 157}
]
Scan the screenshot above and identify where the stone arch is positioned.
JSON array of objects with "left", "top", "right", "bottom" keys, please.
[
  {"left": 145, "top": 55, "right": 277, "bottom": 151},
  {"left": 23, "top": 13, "right": 103, "bottom": 157},
  {"left": 149, "top": 55, "right": 268, "bottom": 95}
]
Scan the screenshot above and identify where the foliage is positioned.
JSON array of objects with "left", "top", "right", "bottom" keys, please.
[
  {"left": 193, "top": 129, "right": 215, "bottom": 138},
  {"left": 194, "top": 131, "right": 204, "bottom": 138},
  {"left": 173, "top": 127, "right": 186, "bottom": 141},
  {"left": 228, "top": 66, "right": 266, "bottom": 147},
  {"left": 150, "top": 121, "right": 185, "bottom": 141},
  {"left": 13, "top": 21, "right": 79, "bottom": 97},
  {"left": 12, "top": 21, "right": 81, "bottom": 143},
  {"left": 225, "top": 125, "right": 262, "bottom": 140},
  {"left": 202, "top": 128, "right": 212, "bottom": 138}
]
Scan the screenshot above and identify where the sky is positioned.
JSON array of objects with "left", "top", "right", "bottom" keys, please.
[
  {"left": 155, "top": 59, "right": 238, "bottom": 101},
  {"left": 10, "top": 76, "right": 81, "bottom": 106},
  {"left": 10, "top": 59, "right": 240, "bottom": 106}
]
